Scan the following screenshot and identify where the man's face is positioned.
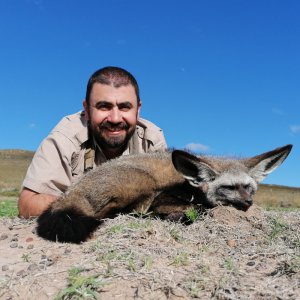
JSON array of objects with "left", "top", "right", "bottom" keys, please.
[{"left": 84, "top": 83, "right": 141, "bottom": 151}]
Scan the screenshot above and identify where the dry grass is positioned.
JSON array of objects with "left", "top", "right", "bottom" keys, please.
[
  {"left": 254, "top": 184, "right": 300, "bottom": 208},
  {"left": 0, "top": 149, "right": 34, "bottom": 191},
  {"left": 0, "top": 205, "right": 299, "bottom": 299}
]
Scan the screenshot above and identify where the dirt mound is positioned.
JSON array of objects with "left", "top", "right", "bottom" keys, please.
[{"left": 1, "top": 206, "right": 299, "bottom": 299}]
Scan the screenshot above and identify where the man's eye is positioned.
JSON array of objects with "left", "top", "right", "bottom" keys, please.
[
  {"left": 95, "top": 104, "right": 111, "bottom": 111},
  {"left": 118, "top": 104, "right": 132, "bottom": 111},
  {"left": 119, "top": 106, "right": 130, "bottom": 112}
]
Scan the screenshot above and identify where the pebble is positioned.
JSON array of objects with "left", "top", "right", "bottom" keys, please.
[
  {"left": 247, "top": 261, "right": 256, "bottom": 266},
  {"left": 26, "top": 237, "right": 34, "bottom": 243},
  {"left": 0, "top": 234, "right": 8, "bottom": 240},
  {"left": 2, "top": 265, "right": 9, "bottom": 271},
  {"left": 28, "top": 263, "right": 39, "bottom": 272},
  {"left": 227, "top": 239, "right": 237, "bottom": 247},
  {"left": 46, "top": 260, "right": 54, "bottom": 267},
  {"left": 64, "top": 247, "right": 72, "bottom": 254},
  {"left": 10, "top": 242, "right": 18, "bottom": 248},
  {"left": 16, "top": 270, "right": 26, "bottom": 277},
  {"left": 27, "top": 244, "right": 34, "bottom": 250}
]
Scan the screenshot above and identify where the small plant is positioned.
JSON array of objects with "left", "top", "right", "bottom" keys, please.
[
  {"left": 55, "top": 267, "right": 106, "bottom": 300},
  {"left": 21, "top": 254, "right": 31, "bottom": 262},
  {"left": 142, "top": 256, "right": 153, "bottom": 270},
  {"left": 127, "top": 257, "right": 137, "bottom": 272},
  {"left": 172, "top": 250, "right": 190, "bottom": 266},
  {"left": 185, "top": 207, "right": 199, "bottom": 223},
  {"left": 0, "top": 200, "right": 18, "bottom": 217},
  {"left": 104, "top": 261, "right": 114, "bottom": 278},
  {"left": 182, "top": 268, "right": 210, "bottom": 298},
  {"left": 96, "top": 248, "right": 119, "bottom": 263},
  {"left": 169, "top": 226, "right": 182, "bottom": 241},
  {"left": 268, "top": 216, "right": 289, "bottom": 241},
  {"left": 223, "top": 257, "right": 237, "bottom": 272},
  {"left": 107, "top": 224, "right": 125, "bottom": 234}
]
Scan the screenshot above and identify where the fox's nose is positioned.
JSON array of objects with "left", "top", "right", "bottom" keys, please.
[{"left": 245, "top": 198, "right": 253, "bottom": 206}]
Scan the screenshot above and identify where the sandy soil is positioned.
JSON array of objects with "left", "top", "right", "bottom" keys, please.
[{"left": 0, "top": 205, "right": 299, "bottom": 299}]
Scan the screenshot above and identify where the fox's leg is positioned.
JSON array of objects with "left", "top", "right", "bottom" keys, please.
[
  {"left": 94, "top": 169, "right": 158, "bottom": 219},
  {"left": 95, "top": 191, "right": 157, "bottom": 219},
  {"left": 150, "top": 192, "right": 195, "bottom": 221}
]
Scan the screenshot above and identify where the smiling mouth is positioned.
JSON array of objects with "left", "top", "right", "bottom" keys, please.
[{"left": 105, "top": 128, "right": 125, "bottom": 135}]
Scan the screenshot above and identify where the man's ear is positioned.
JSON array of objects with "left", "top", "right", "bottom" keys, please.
[
  {"left": 172, "top": 150, "right": 217, "bottom": 187},
  {"left": 245, "top": 144, "right": 292, "bottom": 182},
  {"left": 83, "top": 100, "right": 90, "bottom": 121}
]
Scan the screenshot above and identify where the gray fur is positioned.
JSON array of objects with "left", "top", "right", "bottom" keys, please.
[{"left": 37, "top": 144, "right": 292, "bottom": 243}]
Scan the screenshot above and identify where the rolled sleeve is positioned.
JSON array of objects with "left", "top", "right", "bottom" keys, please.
[{"left": 22, "top": 132, "right": 75, "bottom": 196}]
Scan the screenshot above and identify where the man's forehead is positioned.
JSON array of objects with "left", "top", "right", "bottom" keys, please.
[{"left": 90, "top": 83, "right": 138, "bottom": 104}]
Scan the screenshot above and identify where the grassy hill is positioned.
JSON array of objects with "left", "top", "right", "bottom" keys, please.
[
  {"left": 0, "top": 149, "right": 299, "bottom": 208},
  {"left": 0, "top": 149, "right": 34, "bottom": 192},
  {"left": 254, "top": 184, "right": 300, "bottom": 208}
]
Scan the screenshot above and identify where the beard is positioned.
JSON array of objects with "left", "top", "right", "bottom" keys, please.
[{"left": 91, "top": 120, "right": 136, "bottom": 150}]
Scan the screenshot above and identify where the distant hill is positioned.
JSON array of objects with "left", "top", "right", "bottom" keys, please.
[
  {"left": 0, "top": 149, "right": 299, "bottom": 207},
  {"left": 254, "top": 184, "right": 300, "bottom": 208},
  {"left": 0, "top": 149, "right": 34, "bottom": 191}
]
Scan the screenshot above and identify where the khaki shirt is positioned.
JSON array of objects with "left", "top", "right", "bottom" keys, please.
[{"left": 22, "top": 111, "right": 167, "bottom": 196}]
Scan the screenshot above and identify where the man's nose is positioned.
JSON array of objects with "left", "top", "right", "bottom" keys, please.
[{"left": 107, "top": 108, "right": 122, "bottom": 123}]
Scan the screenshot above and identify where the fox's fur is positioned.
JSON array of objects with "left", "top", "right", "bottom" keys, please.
[{"left": 37, "top": 144, "right": 292, "bottom": 243}]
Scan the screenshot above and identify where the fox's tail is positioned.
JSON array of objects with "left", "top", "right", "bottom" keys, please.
[{"left": 36, "top": 193, "right": 101, "bottom": 244}]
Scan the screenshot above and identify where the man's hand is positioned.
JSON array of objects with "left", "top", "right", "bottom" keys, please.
[{"left": 18, "top": 188, "right": 57, "bottom": 218}]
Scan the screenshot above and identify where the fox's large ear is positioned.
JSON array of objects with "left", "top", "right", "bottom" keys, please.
[
  {"left": 245, "top": 144, "right": 292, "bottom": 182},
  {"left": 172, "top": 150, "right": 217, "bottom": 187}
]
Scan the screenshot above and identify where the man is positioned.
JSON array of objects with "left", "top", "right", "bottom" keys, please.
[{"left": 18, "top": 66, "right": 167, "bottom": 218}]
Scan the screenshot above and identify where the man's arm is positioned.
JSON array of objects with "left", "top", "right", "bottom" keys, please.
[{"left": 18, "top": 188, "right": 57, "bottom": 218}]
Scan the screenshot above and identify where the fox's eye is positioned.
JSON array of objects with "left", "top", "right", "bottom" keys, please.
[
  {"left": 243, "top": 184, "right": 253, "bottom": 193},
  {"left": 221, "top": 185, "right": 236, "bottom": 190}
]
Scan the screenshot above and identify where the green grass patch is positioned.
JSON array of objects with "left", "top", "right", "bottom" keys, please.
[
  {"left": 55, "top": 267, "right": 106, "bottom": 300},
  {"left": 0, "top": 189, "right": 19, "bottom": 197},
  {"left": 185, "top": 207, "right": 200, "bottom": 223},
  {"left": 0, "top": 200, "right": 18, "bottom": 217},
  {"left": 267, "top": 216, "right": 289, "bottom": 241}
]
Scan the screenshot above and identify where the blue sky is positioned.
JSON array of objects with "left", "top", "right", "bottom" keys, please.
[{"left": 1, "top": 0, "right": 299, "bottom": 187}]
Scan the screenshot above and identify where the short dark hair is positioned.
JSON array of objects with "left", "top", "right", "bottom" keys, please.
[{"left": 85, "top": 66, "right": 140, "bottom": 104}]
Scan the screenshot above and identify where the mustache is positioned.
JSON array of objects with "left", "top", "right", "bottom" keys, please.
[{"left": 99, "top": 121, "right": 129, "bottom": 131}]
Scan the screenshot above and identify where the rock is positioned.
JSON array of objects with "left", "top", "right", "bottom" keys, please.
[
  {"left": 10, "top": 242, "right": 18, "bottom": 248},
  {"left": 28, "top": 263, "right": 39, "bottom": 272},
  {"left": 227, "top": 239, "right": 237, "bottom": 247},
  {"left": 0, "top": 233, "right": 8, "bottom": 240},
  {"left": 2, "top": 265, "right": 9, "bottom": 271}
]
